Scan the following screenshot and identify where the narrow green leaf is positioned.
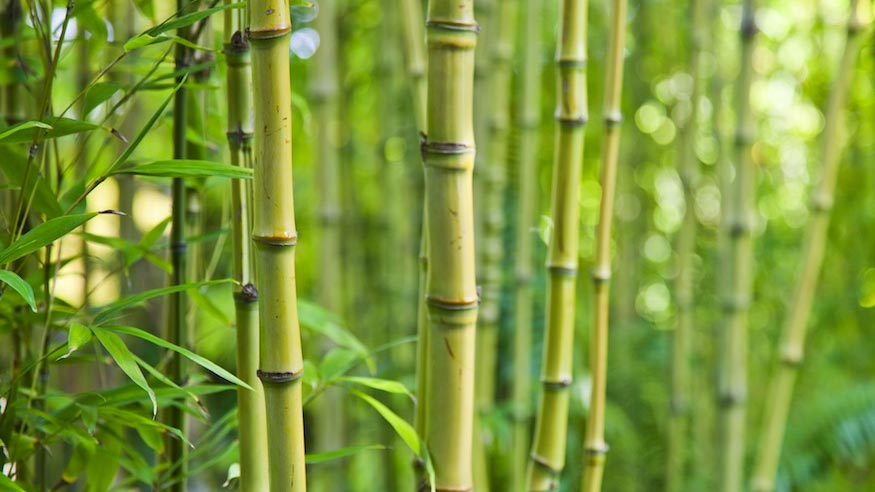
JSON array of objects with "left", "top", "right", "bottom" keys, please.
[
  {"left": 351, "top": 390, "right": 420, "bottom": 456},
  {"left": 340, "top": 377, "right": 413, "bottom": 399},
  {"left": 58, "top": 322, "right": 93, "bottom": 360},
  {"left": 93, "top": 279, "right": 228, "bottom": 325},
  {"left": 106, "top": 325, "right": 252, "bottom": 390},
  {"left": 91, "top": 326, "right": 157, "bottom": 417},
  {"left": 0, "top": 213, "right": 98, "bottom": 265},
  {"left": 112, "top": 160, "right": 252, "bottom": 179},
  {"left": 0, "top": 270, "right": 36, "bottom": 311},
  {"left": 0, "top": 117, "right": 123, "bottom": 144},
  {"left": 0, "top": 120, "right": 53, "bottom": 141},
  {"left": 83, "top": 82, "right": 122, "bottom": 115},
  {"left": 0, "top": 473, "right": 26, "bottom": 491},
  {"left": 145, "top": 3, "right": 243, "bottom": 37},
  {"left": 305, "top": 444, "right": 387, "bottom": 464}
]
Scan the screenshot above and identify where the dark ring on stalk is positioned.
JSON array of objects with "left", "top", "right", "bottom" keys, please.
[
  {"left": 556, "top": 114, "right": 588, "bottom": 127},
  {"left": 556, "top": 58, "right": 587, "bottom": 69},
  {"left": 171, "top": 241, "right": 187, "bottom": 253},
  {"left": 541, "top": 377, "right": 572, "bottom": 390},
  {"left": 718, "top": 391, "right": 746, "bottom": 407},
  {"left": 257, "top": 369, "right": 303, "bottom": 384},
  {"left": 585, "top": 442, "right": 610, "bottom": 455},
  {"left": 779, "top": 350, "right": 803, "bottom": 367},
  {"left": 604, "top": 112, "right": 623, "bottom": 127},
  {"left": 252, "top": 233, "right": 298, "bottom": 246},
  {"left": 809, "top": 193, "right": 833, "bottom": 213},
  {"left": 547, "top": 265, "right": 577, "bottom": 277},
  {"left": 425, "top": 20, "right": 480, "bottom": 33},
  {"left": 734, "top": 130, "right": 754, "bottom": 146},
  {"left": 529, "top": 453, "right": 562, "bottom": 474},
  {"left": 728, "top": 218, "right": 753, "bottom": 237},
  {"left": 421, "top": 141, "right": 475, "bottom": 154},
  {"left": 227, "top": 31, "right": 250, "bottom": 52},
  {"left": 426, "top": 296, "right": 479, "bottom": 311},
  {"left": 741, "top": 14, "right": 758, "bottom": 39},
  {"left": 225, "top": 130, "right": 254, "bottom": 145},
  {"left": 591, "top": 267, "right": 611, "bottom": 284},
  {"left": 515, "top": 271, "right": 533, "bottom": 284},
  {"left": 234, "top": 283, "right": 259, "bottom": 303},
  {"left": 246, "top": 25, "right": 292, "bottom": 40}
]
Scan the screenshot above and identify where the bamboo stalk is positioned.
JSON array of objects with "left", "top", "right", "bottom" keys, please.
[
  {"left": 510, "top": 1, "right": 541, "bottom": 490},
  {"left": 248, "top": 0, "right": 307, "bottom": 489},
  {"left": 421, "top": 0, "right": 479, "bottom": 489},
  {"left": 310, "top": 2, "right": 345, "bottom": 490},
  {"left": 224, "top": 3, "right": 269, "bottom": 489},
  {"left": 525, "top": 0, "right": 588, "bottom": 487},
  {"left": 750, "top": 3, "right": 864, "bottom": 491},
  {"left": 578, "top": 0, "right": 627, "bottom": 490},
  {"left": 165, "top": 1, "right": 190, "bottom": 488},
  {"left": 667, "top": 1, "right": 707, "bottom": 490},
  {"left": 717, "top": 2, "right": 756, "bottom": 491}
]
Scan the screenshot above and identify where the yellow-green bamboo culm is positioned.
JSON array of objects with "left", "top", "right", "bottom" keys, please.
[
  {"left": 310, "top": 1, "right": 345, "bottom": 490},
  {"left": 717, "top": 2, "right": 756, "bottom": 492},
  {"left": 166, "top": 1, "right": 191, "bottom": 488},
  {"left": 510, "top": 0, "right": 542, "bottom": 489},
  {"left": 248, "top": 0, "right": 307, "bottom": 490},
  {"left": 421, "top": 0, "right": 479, "bottom": 489},
  {"left": 525, "top": 0, "right": 588, "bottom": 487},
  {"left": 667, "top": 0, "right": 706, "bottom": 490},
  {"left": 750, "top": 3, "right": 864, "bottom": 491},
  {"left": 579, "top": 0, "right": 627, "bottom": 490},
  {"left": 224, "top": 3, "right": 269, "bottom": 490}
]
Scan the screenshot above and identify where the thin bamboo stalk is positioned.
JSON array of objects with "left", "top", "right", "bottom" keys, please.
[
  {"left": 224, "top": 4, "right": 269, "bottom": 490},
  {"left": 510, "top": 0, "right": 541, "bottom": 490},
  {"left": 667, "top": 1, "right": 707, "bottom": 490},
  {"left": 310, "top": 2, "right": 345, "bottom": 490},
  {"left": 248, "top": 0, "right": 307, "bottom": 489},
  {"left": 750, "top": 3, "right": 864, "bottom": 491},
  {"left": 525, "top": 0, "right": 588, "bottom": 487},
  {"left": 579, "top": 0, "right": 627, "bottom": 490},
  {"left": 165, "top": 1, "right": 190, "bottom": 488},
  {"left": 717, "top": 2, "right": 756, "bottom": 491},
  {"left": 421, "top": 0, "right": 479, "bottom": 489}
]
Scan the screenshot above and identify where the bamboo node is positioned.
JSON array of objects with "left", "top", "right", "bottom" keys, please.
[
  {"left": 252, "top": 232, "right": 298, "bottom": 246},
  {"left": 170, "top": 240, "right": 187, "bottom": 254},
  {"left": 425, "top": 295, "right": 479, "bottom": 311},
  {"left": 234, "top": 283, "right": 259, "bottom": 303},
  {"left": 246, "top": 25, "right": 292, "bottom": 41},
  {"left": 556, "top": 58, "right": 587, "bottom": 69},
  {"left": 809, "top": 192, "right": 833, "bottom": 213},
  {"left": 434, "top": 486, "right": 473, "bottom": 492},
  {"left": 541, "top": 376, "right": 572, "bottom": 390},
  {"left": 529, "top": 453, "right": 562, "bottom": 474},
  {"left": 225, "top": 129, "right": 254, "bottom": 147},
  {"left": 584, "top": 442, "right": 610, "bottom": 455},
  {"left": 425, "top": 20, "right": 480, "bottom": 33},
  {"left": 604, "top": 112, "right": 623, "bottom": 127},
  {"left": 591, "top": 267, "right": 612, "bottom": 284},
  {"left": 421, "top": 140, "right": 475, "bottom": 155},
  {"left": 779, "top": 348, "right": 803, "bottom": 367},
  {"left": 547, "top": 265, "right": 577, "bottom": 277},
  {"left": 256, "top": 369, "right": 303, "bottom": 384},
  {"left": 728, "top": 217, "right": 754, "bottom": 237},
  {"left": 718, "top": 390, "right": 746, "bottom": 407},
  {"left": 228, "top": 30, "right": 250, "bottom": 54},
  {"left": 722, "top": 295, "right": 751, "bottom": 312},
  {"left": 741, "top": 11, "right": 758, "bottom": 40},
  {"left": 555, "top": 114, "right": 588, "bottom": 127}
]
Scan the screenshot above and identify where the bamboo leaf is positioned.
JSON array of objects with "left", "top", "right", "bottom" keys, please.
[
  {"left": 0, "top": 149, "right": 64, "bottom": 217},
  {"left": 0, "top": 120, "right": 53, "bottom": 141},
  {"left": 91, "top": 326, "right": 158, "bottom": 417},
  {"left": 0, "top": 474, "right": 26, "bottom": 492},
  {"left": 125, "top": 2, "right": 243, "bottom": 51},
  {"left": 111, "top": 160, "right": 253, "bottom": 179},
  {"left": 61, "top": 440, "right": 95, "bottom": 485},
  {"left": 58, "top": 322, "right": 93, "bottom": 360},
  {"left": 83, "top": 82, "right": 122, "bottom": 115},
  {"left": 92, "top": 279, "right": 229, "bottom": 325},
  {"left": 305, "top": 444, "right": 387, "bottom": 464},
  {"left": 0, "top": 117, "right": 123, "bottom": 144},
  {"left": 0, "top": 270, "right": 36, "bottom": 311},
  {"left": 0, "top": 213, "right": 98, "bottom": 265},
  {"left": 350, "top": 390, "right": 420, "bottom": 456},
  {"left": 340, "top": 376, "right": 413, "bottom": 399},
  {"left": 105, "top": 325, "right": 252, "bottom": 390}
]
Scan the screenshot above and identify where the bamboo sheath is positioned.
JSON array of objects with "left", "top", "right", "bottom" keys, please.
[
  {"left": 224, "top": 4, "right": 269, "bottom": 490},
  {"left": 421, "top": 0, "right": 479, "bottom": 489},
  {"left": 248, "top": 1, "right": 307, "bottom": 490},
  {"left": 166, "top": 1, "right": 190, "bottom": 488},
  {"left": 667, "top": 1, "right": 706, "bottom": 490},
  {"left": 750, "top": 3, "right": 864, "bottom": 491},
  {"left": 510, "top": 0, "right": 541, "bottom": 490},
  {"left": 717, "top": 2, "right": 755, "bottom": 492},
  {"left": 310, "top": 2, "right": 345, "bottom": 491},
  {"left": 579, "top": 0, "right": 627, "bottom": 490},
  {"left": 525, "top": 0, "right": 588, "bottom": 488}
]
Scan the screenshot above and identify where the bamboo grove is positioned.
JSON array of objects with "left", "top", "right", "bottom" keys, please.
[{"left": 0, "top": 0, "right": 872, "bottom": 491}]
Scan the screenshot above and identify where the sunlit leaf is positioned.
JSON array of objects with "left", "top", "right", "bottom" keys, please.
[
  {"left": 111, "top": 160, "right": 253, "bottom": 179},
  {"left": 0, "top": 120, "right": 53, "bottom": 141},
  {"left": 0, "top": 213, "right": 98, "bottom": 265},
  {"left": 91, "top": 326, "right": 157, "bottom": 417},
  {"left": 305, "top": 444, "right": 387, "bottom": 464},
  {"left": 0, "top": 270, "right": 36, "bottom": 311},
  {"left": 340, "top": 377, "right": 413, "bottom": 399},
  {"left": 58, "top": 322, "right": 93, "bottom": 360},
  {"left": 351, "top": 390, "right": 420, "bottom": 456}
]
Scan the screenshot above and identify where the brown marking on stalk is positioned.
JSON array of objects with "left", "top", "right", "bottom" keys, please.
[{"left": 445, "top": 337, "right": 455, "bottom": 360}]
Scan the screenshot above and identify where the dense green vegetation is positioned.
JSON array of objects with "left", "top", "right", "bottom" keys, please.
[{"left": 0, "top": 0, "right": 873, "bottom": 491}]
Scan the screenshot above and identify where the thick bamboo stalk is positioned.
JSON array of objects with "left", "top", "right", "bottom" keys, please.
[
  {"left": 224, "top": 3, "right": 269, "bottom": 489},
  {"left": 165, "top": 1, "right": 190, "bottom": 488},
  {"left": 421, "top": 0, "right": 479, "bottom": 489},
  {"left": 510, "top": 0, "right": 541, "bottom": 490},
  {"left": 525, "top": 0, "right": 588, "bottom": 488},
  {"left": 248, "top": 0, "right": 307, "bottom": 490},
  {"left": 579, "top": 0, "right": 627, "bottom": 490},
  {"left": 310, "top": 2, "right": 345, "bottom": 491},
  {"left": 750, "top": 3, "right": 863, "bottom": 491},
  {"left": 667, "top": 1, "right": 707, "bottom": 490},
  {"left": 717, "top": 2, "right": 756, "bottom": 491}
]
